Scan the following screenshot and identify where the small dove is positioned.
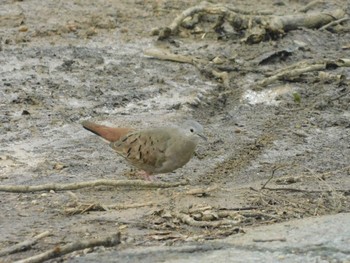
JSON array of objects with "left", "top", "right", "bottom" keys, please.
[{"left": 82, "top": 120, "right": 206, "bottom": 179}]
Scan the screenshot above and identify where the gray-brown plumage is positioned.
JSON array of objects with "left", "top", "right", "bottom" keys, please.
[{"left": 82, "top": 120, "right": 206, "bottom": 177}]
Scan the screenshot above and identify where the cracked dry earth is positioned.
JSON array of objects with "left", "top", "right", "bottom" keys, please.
[{"left": 0, "top": 0, "right": 350, "bottom": 262}]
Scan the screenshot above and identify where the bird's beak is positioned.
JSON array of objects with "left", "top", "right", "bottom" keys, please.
[{"left": 197, "top": 133, "right": 207, "bottom": 141}]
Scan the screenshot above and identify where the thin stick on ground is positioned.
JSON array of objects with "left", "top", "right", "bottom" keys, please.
[
  {"left": 65, "top": 201, "right": 154, "bottom": 215},
  {"left": 249, "top": 165, "right": 285, "bottom": 192},
  {"left": 250, "top": 184, "right": 348, "bottom": 193},
  {"left": 14, "top": 233, "right": 121, "bottom": 263},
  {"left": 298, "top": 0, "right": 325, "bottom": 13},
  {"left": 107, "top": 201, "right": 154, "bottom": 209},
  {"left": 0, "top": 231, "right": 50, "bottom": 257},
  {"left": 261, "top": 167, "right": 278, "bottom": 189},
  {"left": 144, "top": 49, "right": 198, "bottom": 64},
  {"left": 218, "top": 206, "right": 260, "bottom": 211},
  {"left": 262, "top": 187, "right": 349, "bottom": 193},
  {"left": 253, "top": 238, "right": 287, "bottom": 242},
  {"left": 0, "top": 179, "right": 188, "bottom": 193},
  {"left": 319, "top": 16, "right": 350, "bottom": 31}
]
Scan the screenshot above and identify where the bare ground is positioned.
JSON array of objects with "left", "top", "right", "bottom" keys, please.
[{"left": 0, "top": 0, "right": 350, "bottom": 262}]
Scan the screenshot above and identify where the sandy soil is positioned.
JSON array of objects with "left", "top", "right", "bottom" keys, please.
[{"left": 0, "top": 0, "right": 349, "bottom": 261}]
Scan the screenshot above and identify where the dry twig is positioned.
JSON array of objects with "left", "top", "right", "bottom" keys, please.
[
  {"left": 0, "top": 179, "right": 187, "bottom": 193},
  {"left": 251, "top": 185, "right": 348, "bottom": 193},
  {"left": 0, "top": 231, "right": 50, "bottom": 257},
  {"left": 65, "top": 201, "right": 154, "bottom": 215},
  {"left": 319, "top": 16, "right": 350, "bottom": 31},
  {"left": 65, "top": 203, "right": 107, "bottom": 215},
  {"left": 14, "top": 233, "right": 120, "bottom": 263},
  {"left": 298, "top": 0, "right": 325, "bottom": 13},
  {"left": 253, "top": 238, "right": 286, "bottom": 242}
]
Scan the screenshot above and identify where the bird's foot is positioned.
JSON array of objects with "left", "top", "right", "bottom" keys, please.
[{"left": 137, "top": 171, "right": 154, "bottom": 181}]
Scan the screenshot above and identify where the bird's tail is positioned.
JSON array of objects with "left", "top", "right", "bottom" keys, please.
[{"left": 82, "top": 121, "right": 132, "bottom": 142}]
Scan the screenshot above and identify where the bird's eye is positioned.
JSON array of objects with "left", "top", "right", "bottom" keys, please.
[{"left": 190, "top": 128, "right": 194, "bottom": 133}]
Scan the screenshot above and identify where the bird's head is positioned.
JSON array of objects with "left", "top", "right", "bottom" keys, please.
[{"left": 181, "top": 120, "right": 207, "bottom": 141}]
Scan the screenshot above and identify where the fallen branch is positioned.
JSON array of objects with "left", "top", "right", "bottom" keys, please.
[
  {"left": 257, "top": 63, "right": 325, "bottom": 87},
  {"left": 0, "top": 179, "right": 187, "bottom": 193},
  {"left": 257, "top": 58, "right": 350, "bottom": 87},
  {"left": 155, "top": 1, "right": 345, "bottom": 42},
  {"left": 157, "top": 1, "right": 209, "bottom": 39},
  {"left": 15, "top": 233, "right": 120, "bottom": 263},
  {"left": 157, "top": 1, "right": 272, "bottom": 38},
  {"left": 267, "top": 9, "right": 345, "bottom": 33},
  {"left": 144, "top": 48, "right": 229, "bottom": 85},
  {"left": 0, "top": 231, "right": 50, "bottom": 257}
]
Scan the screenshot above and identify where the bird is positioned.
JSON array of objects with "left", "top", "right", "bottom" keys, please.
[{"left": 82, "top": 120, "right": 206, "bottom": 179}]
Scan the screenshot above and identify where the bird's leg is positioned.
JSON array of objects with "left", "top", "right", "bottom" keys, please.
[{"left": 137, "top": 170, "right": 154, "bottom": 181}]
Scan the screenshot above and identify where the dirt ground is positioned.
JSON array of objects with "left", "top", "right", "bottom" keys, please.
[{"left": 1, "top": 0, "right": 350, "bottom": 262}]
